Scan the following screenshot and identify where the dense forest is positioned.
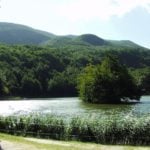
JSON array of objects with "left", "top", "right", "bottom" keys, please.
[
  {"left": 0, "top": 43, "right": 149, "bottom": 98},
  {"left": 0, "top": 23, "right": 149, "bottom": 98}
]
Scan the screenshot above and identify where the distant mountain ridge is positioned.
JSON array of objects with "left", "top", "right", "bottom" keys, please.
[
  {"left": 0, "top": 22, "right": 145, "bottom": 48},
  {"left": 76, "top": 34, "right": 108, "bottom": 46},
  {"left": 0, "top": 22, "right": 54, "bottom": 45}
]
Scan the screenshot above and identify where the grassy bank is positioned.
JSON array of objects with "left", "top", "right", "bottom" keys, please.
[
  {"left": 0, "top": 114, "right": 149, "bottom": 145},
  {"left": 0, "top": 133, "right": 78, "bottom": 150},
  {"left": 0, "top": 133, "right": 150, "bottom": 150}
]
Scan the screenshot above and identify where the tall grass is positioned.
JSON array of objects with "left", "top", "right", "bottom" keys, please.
[{"left": 0, "top": 114, "right": 149, "bottom": 145}]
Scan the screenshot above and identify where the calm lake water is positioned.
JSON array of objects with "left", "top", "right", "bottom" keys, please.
[{"left": 0, "top": 96, "right": 149, "bottom": 118}]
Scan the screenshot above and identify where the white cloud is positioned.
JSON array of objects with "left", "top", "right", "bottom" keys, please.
[
  {"left": 1, "top": 0, "right": 150, "bottom": 36},
  {"left": 113, "top": 0, "right": 150, "bottom": 17},
  {"left": 1, "top": 0, "right": 150, "bottom": 23},
  {"left": 57, "top": 0, "right": 150, "bottom": 22},
  {"left": 142, "top": 0, "right": 150, "bottom": 12}
]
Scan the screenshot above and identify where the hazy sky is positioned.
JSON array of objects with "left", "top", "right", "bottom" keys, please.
[{"left": 0, "top": 0, "right": 150, "bottom": 48}]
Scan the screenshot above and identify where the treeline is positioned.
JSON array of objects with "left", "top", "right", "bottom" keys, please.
[
  {"left": 0, "top": 44, "right": 149, "bottom": 98},
  {"left": 0, "top": 44, "right": 80, "bottom": 97}
]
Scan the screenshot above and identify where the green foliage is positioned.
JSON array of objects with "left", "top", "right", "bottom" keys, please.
[
  {"left": 78, "top": 55, "right": 141, "bottom": 103},
  {"left": 130, "top": 67, "right": 150, "bottom": 94},
  {"left": 21, "top": 75, "right": 42, "bottom": 97},
  {"left": 0, "top": 40, "right": 149, "bottom": 98},
  {"left": 78, "top": 65, "right": 95, "bottom": 102}
]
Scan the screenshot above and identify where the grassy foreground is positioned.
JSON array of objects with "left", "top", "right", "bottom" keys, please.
[{"left": 0, "top": 133, "right": 150, "bottom": 150}]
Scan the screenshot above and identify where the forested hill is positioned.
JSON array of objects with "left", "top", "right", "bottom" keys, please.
[
  {"left": 0, "top": 22, "right": 54, "bottom": 45},
  {"left": 0, "top": 22, "right": 149, "bottom": 98},
  {"left": 0, "top": 43, "right": 149, "bottom": 98},
  {"left": 0, "top": 22, "right": 145, "bottom": 48}
]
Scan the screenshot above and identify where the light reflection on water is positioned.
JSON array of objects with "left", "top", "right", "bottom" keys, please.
[{"left": 0, "top": 96, "right": 149, "bottom": 118}]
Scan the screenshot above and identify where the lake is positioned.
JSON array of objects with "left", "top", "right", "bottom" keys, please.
[{"left": 0, "top": 96, "right": 149, "bottom": 118}]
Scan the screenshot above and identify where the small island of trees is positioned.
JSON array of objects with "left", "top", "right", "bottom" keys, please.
[{"left": 78, "top": 55, "right": 141, "bottom": 103}]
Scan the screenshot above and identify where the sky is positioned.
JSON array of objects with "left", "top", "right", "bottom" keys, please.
[{"left": 0, "top": 0, "right": 150, "bottom": 48}]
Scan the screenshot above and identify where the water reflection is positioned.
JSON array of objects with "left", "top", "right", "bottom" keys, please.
[{"left": 0, "top": 96, "right": 149, "bottom": 118}]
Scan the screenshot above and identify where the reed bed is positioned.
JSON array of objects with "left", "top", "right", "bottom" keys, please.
[{"left": 0, "top": 114, "right": 149, "bottom": 145}]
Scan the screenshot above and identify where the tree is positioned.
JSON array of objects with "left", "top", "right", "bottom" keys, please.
[
  {"left": 48, "top": 68, "right": 78, "bottom": 97},
  {"left": 78, "top": 55, "right": 141, "bottom": 103},
  {"left": 77, "top": 65, "right": 95, "bottom": 102},
  {"left": 0, "top": 70, "right": 9, "bottom": 96},
  {"left": 21, "top": 75, "right": 42, "bottom": 97},
  {"left": 130, "top": 67, "right": 150, "bottom": 95},
  {"left": 141, "top": 74, "right": 150, "bottom": 94}
]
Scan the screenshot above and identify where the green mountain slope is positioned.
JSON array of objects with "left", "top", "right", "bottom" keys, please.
[
  {"left": 0, "top": 22, "right": 146, "bottom": 49},
  {"left": 108, "top": 40, "right": 142, "bottom": 48},
  {"left": 0, "top": 22, "right": 54, "bottom": 45},
  {"left": 46, "top": 34, "right": 144, "bottom": 49},
  {"left": 76, "top": 34, "right": 108, "bottom": 46}
]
